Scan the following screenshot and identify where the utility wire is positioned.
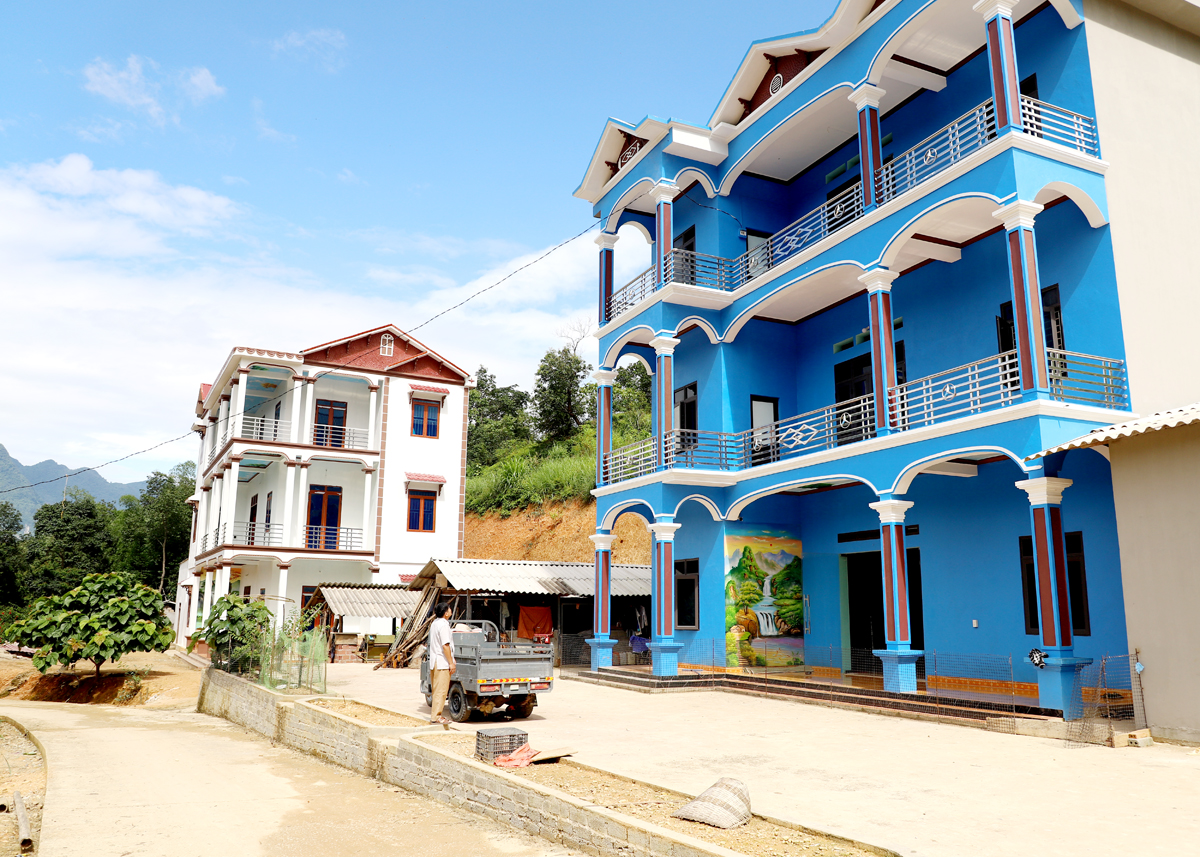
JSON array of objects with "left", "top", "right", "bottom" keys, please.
[{"left": 1, "top": 184, "right": 656, "bottom": 497}]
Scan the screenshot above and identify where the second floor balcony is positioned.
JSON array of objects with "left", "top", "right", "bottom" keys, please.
[{"left": 197, "top": 521, "right": 365, "bottom": 554}]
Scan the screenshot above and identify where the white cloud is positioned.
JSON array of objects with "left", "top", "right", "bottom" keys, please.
[
  {"left": 337, "top": 168, "right": 363, "bottom": 185},
  {"left": 0, "top": 154, "right": 646, "bottom": 484},
  {"left": 271, "top": 29, "right": 347, "bottom": 72},
  {"left": 72, "top": 117, "right": 127, "bottom": 143},
  {"left": 222, "top": 175, "right": 249, "bottom": 186},
  {"left": 252, "top": 98, "right": 294, "bottom": 143},
  {"left": 83, "top": 56, "right": 165, "bottom": 124},
  {"left": 181, "top": 67, "right": 225, "bottom": 103}
]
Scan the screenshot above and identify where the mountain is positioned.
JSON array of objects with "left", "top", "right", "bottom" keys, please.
[
  {"left": 0, "top": 444, "right": 148, "bottom": 529},
  {"left": 757, "top": 549, "right": 797, "bottom": 573}
]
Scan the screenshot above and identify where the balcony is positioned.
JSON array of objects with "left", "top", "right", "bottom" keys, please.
[
  {"left": 602, "top": 97, "right": 1100, "bottom": 324},
  {"left": 197, "top": 522, "right": 364, "bottom": 553},
  {"left": 241, "top": 416, "right": 290, "bottom": 443},
  {"left": 311, "top": 424, "right": 370, "bottom": 450},
  {"left": 599, "top": 350, "right": 1127, "bottom": 485},
  {"left": 305, "top": 525, "right": 364, "bottom": 551}
]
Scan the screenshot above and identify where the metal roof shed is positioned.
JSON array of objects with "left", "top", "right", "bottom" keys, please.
[
  {"left": 310, "top": 583, "right": 424, "bottom": 623},
  {"left": 409, "top": 558, "right": 651, "bottom": 597}
]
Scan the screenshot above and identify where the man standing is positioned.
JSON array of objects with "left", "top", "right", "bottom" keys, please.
[{"left": 428, "top": 602, "right": 456, "bottom": 725}]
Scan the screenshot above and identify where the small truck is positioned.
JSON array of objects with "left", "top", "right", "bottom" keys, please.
[{"left": 420, "top": 619, "right": 555, "bottom": 722}]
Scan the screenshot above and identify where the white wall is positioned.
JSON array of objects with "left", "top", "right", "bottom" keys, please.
[{"left": 1084, "top": 0, "right": 1200, "bottom": 413}]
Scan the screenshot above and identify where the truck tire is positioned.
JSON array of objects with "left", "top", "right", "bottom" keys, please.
[
  {"left": 447, "top": 684, "right": 471, "bottom": 722},
  {"left": 424, "top": 692, "right": 432, "bottom": 708},
  {"left": 509, "top": 694, "right": 535, "bottom": 718}
]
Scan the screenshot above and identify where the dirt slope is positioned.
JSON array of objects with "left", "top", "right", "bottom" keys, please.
[{"left": 463, "top": 498, "right": 651, "bottom": 565}]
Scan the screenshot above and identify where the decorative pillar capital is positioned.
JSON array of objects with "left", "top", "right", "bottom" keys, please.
[
  {"left": 229, "top": 377, "right": 239, "bottom": 387},
  {"left": 973, "top": 0, "right": 1015, "bottom": 19},
  {"left": 848, "top": 83, "right": 886, "bottom": 111},
  {"left": 1015, "top": 477, "right": 1073, "bottom": 506},
  {"left": 361, "top": 467, "right": 376, "bottom": 475},
  {"left": 869, "top": 499, "right": 914, "bottom": 524},
  {"left": 858, "top": 268, "right": 899, "bottom": 294},
  {"left": 594, "top": 232, "right": 619, "bottom": 250},
  {"left": 298, "top": 461, "right": 312, "bottom": 469},
  {"left": 305, "top": 376, "right": 318, "bottom": 384},
  {"left": 649, "top": 182, "right": 679, "bottom": 205},
  {"left": 200, "top": 485, "right": 211, "bottom": 492},
  {"left": 368, "top": 384, "right": 379, "bottom": 392},
  {"left": 237, "top": 367, "right": 251, "bottom": 375},
  {"left": 650, "top": 336, "right": 681, "bottom": 356},
  {"left": 993, "top": 200, "right": 1043, "bottom": 231},
  {"left": 220, "top": 393, "right": 231, "bottom": 402},
  {"left": 589, "top": 533, "right": 617, "bottom": 551},
  {"left": 592, "top": 368, "right": 618, "bottom": 385},
  {"left": 648, "top": 522, "right": 682, "bottom": 541}
]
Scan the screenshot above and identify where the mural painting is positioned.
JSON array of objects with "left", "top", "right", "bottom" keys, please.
[{"left": 724, "top": 524, "right": 804, "bottom": 669}]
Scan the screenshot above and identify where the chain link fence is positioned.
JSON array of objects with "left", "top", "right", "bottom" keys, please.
[{"left": 1066, "top": 654, "right": 1148, "bottom": 747}]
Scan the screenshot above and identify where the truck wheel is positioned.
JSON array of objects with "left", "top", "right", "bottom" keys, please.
[
  {"left": 447, "top": 684, "right": 471, "bottom": 722},
  {"left": 509, "top": 694, "right": 535, "bottom": 719},
  {"left": 424, "top": 693, "right": 432, "bottom": 708}
]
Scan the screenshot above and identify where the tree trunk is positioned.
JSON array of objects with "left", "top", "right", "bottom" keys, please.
[
  {"left": 158, "top": 536, "right": 168, "bottom": 593},
  {"left": 93, "top": 659, "right": 102, "bottom": 679}
]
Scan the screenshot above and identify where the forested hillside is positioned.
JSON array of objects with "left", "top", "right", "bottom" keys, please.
[{"left": 0, "top": 444, "right": 147, "bottom": 527}]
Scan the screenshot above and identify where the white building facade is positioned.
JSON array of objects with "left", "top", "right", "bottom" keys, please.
[{"left": 174, "top": 324, "right": 473, "bottom": 641}]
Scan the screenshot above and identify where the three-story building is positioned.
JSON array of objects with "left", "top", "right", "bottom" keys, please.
[
  {"left": 174, "top": 324, "right": 473, "bottom": 642},
  {"left": 575, "top": 0, "right": 1193, "bottom": 714}
]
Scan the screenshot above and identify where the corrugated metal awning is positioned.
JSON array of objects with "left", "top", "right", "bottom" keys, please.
[
  {"left": 411, "top": 558, "right": 650, "bottom": 597},
  {"left": 1027, "top": 402, "right": 1200, "bottom": 459},
  {"left": 314, "top": 583, "right": 424, "bottom": 619}
]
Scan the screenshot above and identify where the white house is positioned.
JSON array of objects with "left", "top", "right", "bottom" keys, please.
[{"left": 174, "top": 324, "right": 474, "bottom": 642}]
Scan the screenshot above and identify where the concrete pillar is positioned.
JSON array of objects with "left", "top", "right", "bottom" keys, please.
[
  {"left": 651, "top": 337, "right": 680, "bottom": 470},
  {"left": 275, "top": 563, "right": 290, "bottom": 626},
  {"left": 596, "top": 232, "right": 618, "bottom": 325},
  {"left": 218, "top": 395, "right": 230, "bottom": 445},
  {"left": 648, "top": 520, "right": 683, "bottom": 676},
  {"left": 995, "top": 200, "right": 1049, "bottom": 398},
  {"left": 587, "top": 532, "right": 617, "bottom": 670},
  {"left": 849, "top": 83, "right": 886, "bottom": 210},
  {"left": 223, "top": 457, "right": 241, "bottom": 543},
  {"left": 232, "top": 367, "right": 249, "bottom": 440},
  {"left": 652, "top": 182, "right": 678, "bottom": 287},
  {"left": 593, "top": 368, "right": 616, "bottom": 486},
  {"left": 301, "top": 378, "right": 317, "bottom": 445},
  {"left": 860, "top": 269, "right": 899, "bottom": 436},
  {"left": 367, "top": 384, "right": 380, "bottom": 450},
  {"left": 187, "top": 574, "right": 201, "bottom": 633},
  {"left": 196, "top": 486, "right": 211, "bottom": 556},
  {"left": 296, "top": 462, "right": 312, "bottom": 548},
  {"left": 1015, "top": 476, "right": 1090, "bottom": 713},
  {"left": 289, "top": 375, "right": 304, "bottom": 444},
  {"left": 868, "top": 498, "right": 923, "bottom": 692},
  {"left": 281, "top": 460, "right": 297, "bottom": 547},
  {"left": 975, "top": 0, "right": 1023, "bottom": 132},
  {"left": 362, "top": 467, "right": 375, "bottom": 548},
  {"left": 202, "top": 569, "right": 216, "bottom": 626}
]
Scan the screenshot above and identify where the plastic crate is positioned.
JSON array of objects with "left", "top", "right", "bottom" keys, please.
[{"left": 475, "top": 727, "right": 528, "bottom": 761}]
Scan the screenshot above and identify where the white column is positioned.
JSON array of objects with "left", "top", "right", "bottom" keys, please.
[
  {"left": 202, "top": 569, "right": 216, "bottom": 625},
  {"left": 362, "top": 467, "right": 375, "bottom": 545},
  {"left": 223, "top": 458, "right": 241, "bottom": 542},
  {"left": 289, "top": 376, "right": 304, "bottom": 443},
  {"left": 275, "top": 563, "right": 290, "bottom": 625},
  {"left": 195, "top": 431, "right": 206, "bottom": 472},
  {"left": 217, "top": 396, "right": 230, "bottom": 444},
  {"left": 281, "top": 461, "right": 297, "bottom": 547},
  {"left": 206, "top": 417, "right": 217, "bottom": 461},
  {"left": 215, "top": 565, "right": 230, "bottom": 604},
  {"left": 300, "top": 378, "right": 316, "bottom": 445},
  {"left": 231, "top": 369, "right": 249, "bottom": 440},
  {"left": 295, "top": 463, "right": 311, "bottom": 545},
  {"left": 195, "top": 488, "right": 211, "bottom": 558},
  {"left": 367, "top": 384, "right": 379, "bottom": 449},
  {"left": 187, "top": 576, "right": 201, "bottom": 633}
]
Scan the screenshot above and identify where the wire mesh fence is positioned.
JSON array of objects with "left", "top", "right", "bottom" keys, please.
[
  {"left": 208, "top": 627, "right": 329, "bottom": 694},
  {"left": 1066, "top": 654, "right": 1148, "bottom": 748}
]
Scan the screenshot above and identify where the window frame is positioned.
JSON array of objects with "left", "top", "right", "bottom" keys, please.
[
  {"left": 407, "top": 489, "right": 437, "bottom": 532},
  {"left": 411, "top": 400, "right": 441, "bottom": 439},
  {"left": 380, "top": 333, "right": 395, "bottom": 357},
  {"left": 674, "top": 558, "right": 700, "bottom": 631},
  {"left": 1019, "top": 530, "right": 1091, "bottom": 637}
]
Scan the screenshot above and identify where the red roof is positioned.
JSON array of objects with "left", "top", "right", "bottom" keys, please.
[
  {"left": 405, "top": 472, "right": 446, "bottom": 484},
  {"left": 200, "top": 383, "right": 213, "bottom": 399},
  {"left": 410, "top": 383, "right": 450, "bottom": 394}
]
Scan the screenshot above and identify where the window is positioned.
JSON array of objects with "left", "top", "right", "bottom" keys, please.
[
  {"left": 301, "top": 585, "right": 318, "bottom": 610},
  {"left": 750, "top": 396, "right": 779, "bottom": 465},
  {"left": 408, "top": 490, "right": 437, "bottom": 532},
  {"left": 243, "top": 585, "right": 251, "bottom": 599},
  {"left": 675, "top": 559, "right": 699, "bottom": 630},
  {"left": 313, "top": 399, "right": 348, "bottom": 447},
  {"left": 412, "top": 401, "right": 440, "bottom": 438},
  {"left": 380, "top": 333, "right": 394, "bottom": 357},
  {"left": 673, "top": 383, "right": 698, "bottom": 461},
  {"left": 1019, "top": 531, "right": 1091, "bottom": 637},
  {"left": 307, "top": 485, "right": 342, "bottom": 549}
]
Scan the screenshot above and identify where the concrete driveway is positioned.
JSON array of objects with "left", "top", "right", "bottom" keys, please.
[
  {"left": 0, "top": 700, "right": 580, "bottom": 857},
  {"left": 327, "top": 663, "right": 1200, "bottom": 857}
]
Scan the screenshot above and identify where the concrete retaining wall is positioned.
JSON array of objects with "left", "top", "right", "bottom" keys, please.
[{"left": 196, "top": 668, "right": 893, "bottom": 857}]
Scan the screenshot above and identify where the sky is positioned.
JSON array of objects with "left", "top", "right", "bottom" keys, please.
[{"left": 0, "top": 0, "right": 839, "bottom": 484}]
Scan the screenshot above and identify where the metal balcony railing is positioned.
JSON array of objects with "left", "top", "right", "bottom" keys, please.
[
  {"left": 665, "top": 248, "right": 740, "bottom": 291},
  {"left": 229, "top": 521, "right": 284, "bottom": 547},
  {"left": 311, "top": 424, "right": 370, "bottom": 449},
  {"left": 890, "top": 352, "right": 1021, "bottom": 431},
  {"left": 240, "top": 416, "right": 290, "bottom": 443},
  {"left": 1047, "top": 349, "right": 1127, "bottom": 408},
  {"left": 876, "top": 100, "right": 997, "bottom": 204},
  {"left": 603, "top": 436, "right": 659, "bottom": 483},
  {"left": 607, "top": 264, "right": 657, "bottom": 320},
  {"left": 305, "top": 525, "right": 364, "bottom": 551},
  {"left": 1019, "top": 96, "right": 1100, "bottom": 157}
]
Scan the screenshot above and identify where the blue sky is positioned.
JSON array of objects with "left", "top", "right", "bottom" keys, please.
[{"left": 0, "top": 1, "right": 838, "bottom": 483}]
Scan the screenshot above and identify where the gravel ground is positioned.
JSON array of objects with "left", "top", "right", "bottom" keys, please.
[
  {"left": 420, "top": 731, "right": 882, "bottom": 857},
  {"left": 0, "top": 720, "right": 45, "bottom": 854},
  {"left": 304, "top": 697, "right": 427, "bottom": 727}
]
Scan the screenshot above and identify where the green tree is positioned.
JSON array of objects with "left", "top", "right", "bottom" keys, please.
[
  {"left": 111, "top": 462, "right": 195, "bottom": 592},
  {"left": 21, "top": 489, "right": 115, "bottom": 600},
  {"left": 7, "top": 572, "right": 175, "bottom": 678},
  {"left": 532, "top": 347, "right": 592, "bottom": 442},
  {"left": 467, "top": 367, "right": 532, "bottom": 470},
  {"left": 0, "top": 501, "right": 26, "bottom": 605},
  {"left": 612, "top": 362, "right": 652, "bottom": 441},
  {"left": 188, "top": 593, "right": 273, "bottom": 672}
]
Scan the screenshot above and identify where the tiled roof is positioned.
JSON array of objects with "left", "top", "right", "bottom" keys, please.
[
  {"left": 412, "top": 558, "right": 652, "bottom": 597},
  {"left": 410, "top": 383, "right": 450, "bottom": 394},
  {"left": 1029, "top": 403, "right": 1200, "bottom": 459},
  {"left": 405, "top": 472, "right": 446, "bottom": 484}
]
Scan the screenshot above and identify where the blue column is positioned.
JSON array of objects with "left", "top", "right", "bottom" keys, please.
[
  {"left": 593, "top": 368, "right": 616, "bottom": 487},
  {"left": 652, "top": 183, "right": 678, "bottom": 288},
  {"left": 976, "top": 0, "right": 1024, "bottom": 133},
  {"left": 868, "top": 498, "right": 923, "bottom": 692},
  {"left": 648, "top": 520, "right": 682, "bottom": 676},
  {"left": 1015, "top": 476, "right": 1091, "bottom": 714},
  {"left": 994, "top": 200, "right": 1049, "bottom": 399},
  {"left": 651, "top": 336, "right": 680, "bottom": 471},
  {"left": 587, "top": 532, "right": 617, "bottom": 671},
  {"left": 849, "top": 84, "right": 886, "bottom": 211},
  {"left": 596, "top": 232, "right": 617, "bottom": 325},
  {"left": 860, "top": 269, "right": 899, "bottom": 436}
]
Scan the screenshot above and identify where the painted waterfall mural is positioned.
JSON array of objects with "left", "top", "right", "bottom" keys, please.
[{"left": 724, "top": 524, "right": 804, "bottom": 668}]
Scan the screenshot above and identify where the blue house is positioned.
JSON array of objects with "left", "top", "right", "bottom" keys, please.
[{"left": 572, "top": 0, "right": 1177, "bottom": 715}]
